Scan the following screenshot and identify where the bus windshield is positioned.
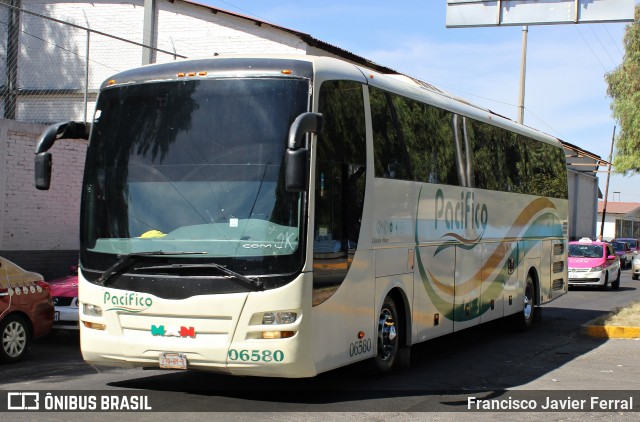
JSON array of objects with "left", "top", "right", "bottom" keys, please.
[{"left": 80, "top": 77, "right": 310, "bottom": 277}]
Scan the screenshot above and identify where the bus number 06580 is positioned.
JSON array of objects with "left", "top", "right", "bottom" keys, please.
[
  {"left": 228, "top": 349, "right": 284, "bottom": 362},
  {"left": 349, "top": 339, "right": 372, "bottom": 357}
]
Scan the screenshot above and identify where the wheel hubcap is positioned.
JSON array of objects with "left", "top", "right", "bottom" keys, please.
[
  {"left": 523, "top": 287, "right": 533, "bottom": 321},
  {"left": 378, "top": 308, "right": 397, "bottom": 361},
  {"left": 2, "top": 321, "right": 27, "bottom": 358}
]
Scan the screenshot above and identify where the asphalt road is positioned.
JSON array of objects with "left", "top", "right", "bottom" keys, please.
[{"left": 2, "top": 270, "right": 640, "bottom": 420}]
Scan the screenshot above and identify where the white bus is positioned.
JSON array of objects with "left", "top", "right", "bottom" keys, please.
[{"left": 35, "top": 55, "right": 568, "bottom": 377}]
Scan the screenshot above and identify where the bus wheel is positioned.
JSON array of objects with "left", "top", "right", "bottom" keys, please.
[
  {"left": 373, "top": 296, "right": 400, "bottom": 373},
  {"left": 0, "top": 314, "right": 31, "bottom": 363},
  {"left": 511, "top": 273, "right": 536, "bottom": 331}
]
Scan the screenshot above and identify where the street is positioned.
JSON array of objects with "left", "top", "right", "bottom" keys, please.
[{"left": 1, "top": 270, "right": 640, "bottom": 418}]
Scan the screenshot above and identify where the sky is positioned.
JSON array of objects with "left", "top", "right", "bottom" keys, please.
[{"left": 201, "top": 0, "right": 639, "bottom": 203}]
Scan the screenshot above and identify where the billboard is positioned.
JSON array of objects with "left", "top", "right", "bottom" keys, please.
[{"left": 446, "top": 0, "right": 635, "bottom": 27}]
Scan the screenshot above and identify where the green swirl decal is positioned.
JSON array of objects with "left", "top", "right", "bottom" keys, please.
[{"left": 415, "top": 188, "right": 561, "bottom": 322}]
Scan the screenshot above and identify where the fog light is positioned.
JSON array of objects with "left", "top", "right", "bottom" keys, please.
[
  {"left": 262, "top": 331, "right": 295, "bottom": 339},
  {"left": 83, "top": 303, "right": 102, "bottom": 317},
  {"left": 82, "top": 321, "right": 106, "bottom": 330}
]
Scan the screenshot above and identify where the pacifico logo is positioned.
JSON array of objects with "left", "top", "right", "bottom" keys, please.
[
  {"left": 435, "top": 188, "right": 488, "bottom": 232},
  {"left": 103, "top": 291, "right": 153, "bottom": 312}
]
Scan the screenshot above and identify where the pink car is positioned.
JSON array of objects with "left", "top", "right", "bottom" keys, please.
[
  {"left": 48, "top": 268, "right": 79, "bottom": 330},
  {"left": 568, "top": 238, "right": 621, "bottom": 290}
]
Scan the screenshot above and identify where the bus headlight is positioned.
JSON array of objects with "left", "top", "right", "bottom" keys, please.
[
  {"left": 250, "top": 311, "right": 298, "bottom": 340},
  {"left": 83, "top": 303, "right": 103, "bottom": 317},
  {"left": 262, "top": 311, "right": 297, "bottom": 325}
]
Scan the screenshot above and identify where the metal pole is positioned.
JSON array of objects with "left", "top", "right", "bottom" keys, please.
[
  {"left": 5, "top": 0, "right": 21, "bottom": 120},
  {"left": 599, "top": 126, "right": 616, "bottom": 239},
  {"left": 84, "top": 29, "right": 90, "bottom": 123},
  {"left": 517, "top": 25, "right": 528, "bottom": 124}
]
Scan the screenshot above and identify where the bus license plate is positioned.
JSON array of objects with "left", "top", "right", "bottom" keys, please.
[{"left": 159, "top": 352, "right": 187, "bottom": 370}]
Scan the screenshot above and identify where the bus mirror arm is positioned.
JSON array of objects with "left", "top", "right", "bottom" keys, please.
[
  {"left": 285, "top": 113, "right": 322, "bottom": 192},
  {"left": 34, "top": 121, "right": 91, "bottom": 191},
  {"left": 287, "top": 112, "right": 323, "bottom": 150}
]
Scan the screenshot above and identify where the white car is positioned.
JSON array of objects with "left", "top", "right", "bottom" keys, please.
[{"left": 633, "top": 255, "right": 640, "bottom": 280}]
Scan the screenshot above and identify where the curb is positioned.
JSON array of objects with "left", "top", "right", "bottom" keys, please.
[{"left": 581, "top": 324, "right": 640, "bottom": 339}]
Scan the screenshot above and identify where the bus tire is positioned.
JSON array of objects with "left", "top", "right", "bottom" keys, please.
[
  {"left": 0, "top": 314, "right": 31, "bottom": 363},
  {"left": 372, "top": 295, "right": 402, "bottom": 374},
  {"left": 511, "top": 273, "right": 536, "bottom": 331}
]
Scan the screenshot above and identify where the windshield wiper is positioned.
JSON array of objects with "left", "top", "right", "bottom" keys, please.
[
  {"left": 134, "top": 263, "right": 264, "bottom": 291},
  {"left": 96, "top": 251, "right": 207, "bottom": 286}
]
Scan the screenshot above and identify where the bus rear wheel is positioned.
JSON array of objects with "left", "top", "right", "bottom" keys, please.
[
  {"left": 511, "top": 273, "right": 536, "bottom": 331},
  {"left": 372, "top": 296, "right": 401, "bottom": 373}
]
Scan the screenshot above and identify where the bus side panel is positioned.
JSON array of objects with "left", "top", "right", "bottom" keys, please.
[
  {"left": 311, "top": 249, "right": 376, "bottom": 375},
  {"left": 479, "top": 242, "right": 516, "bottom": 324},
  {"left": 413, "top": 245, "right": 455, "bottom": 342},
  {"left": 539, "top": 240, "right": 553, "bottom": 304},
  {"left": 453, "top": 245, "right": 482, "bottom": 332}
]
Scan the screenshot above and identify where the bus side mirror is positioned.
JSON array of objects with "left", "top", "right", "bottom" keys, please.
[
  {"left": 285, "top": 112, "right": 322, "bottom": 192},
  {"left": 35, "top": 152, "right": 53, "bottom": 190},
  {"left": 285, "top": 148, "right": 309, "bottom": 192},
  {"left": 34, "top": 121, "right": 90, "bottom": 190}
]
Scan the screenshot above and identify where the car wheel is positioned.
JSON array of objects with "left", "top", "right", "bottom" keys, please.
[
  {"left": 0, "top": 314, "right": 31, "bottom": 363},
  {"left": 611, "top": 270, "right": 621, "bottom": 290},
  {"left": 633, "top": 274, "right": 639, "bottom": 280},
  {"left": 600, "top": 272, "right": 609, "bottom": 290},
  {"left": 371, "top": 295, "right": 402, "bottom": 374}
]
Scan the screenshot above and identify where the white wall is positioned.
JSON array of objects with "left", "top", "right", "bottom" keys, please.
[
  {"left": 0, "top": 118, "right": 86, "bottom": 250},
  {"left": 596, "top": 214, "right": 617, "bottom": 241}
]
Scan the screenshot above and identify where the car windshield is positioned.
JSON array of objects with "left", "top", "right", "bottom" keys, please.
[
  {"left": 568, "top": 244, "right": 603, "bottom": 258},
  {"left": 619, "top": 239, "right": 637, "bottom": 248},
  {"left": 612, "top": 242, "right": 627, "bottom": 252},
  {"left": 80, "top": 77, "right": 310, "bottom": 276}
]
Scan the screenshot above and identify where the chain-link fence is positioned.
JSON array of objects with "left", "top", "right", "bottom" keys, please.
[{"left": 0, "top": 1, "right": 187, "bottom": 125}]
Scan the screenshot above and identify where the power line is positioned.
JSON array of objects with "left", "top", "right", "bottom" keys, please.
[
  {"left": 574, "top": 25, "right": 609, "bottom": 72},
  {"left": 602, "top": 25, "right": 625, "bottom": 58},
  {"left": 587, "top": 24, "right": 618, "bottom": 68}
]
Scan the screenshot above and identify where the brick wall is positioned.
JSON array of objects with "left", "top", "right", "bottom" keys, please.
[{"left": 0, "top": 118, "right": 85, "bottom": 279}]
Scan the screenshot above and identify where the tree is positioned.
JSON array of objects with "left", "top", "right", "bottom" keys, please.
[{"left": 606, "top": 4, "right": 640, "bottom": 174}]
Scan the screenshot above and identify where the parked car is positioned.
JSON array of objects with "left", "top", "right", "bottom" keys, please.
[
  {"left": 613, "top": 238, "right": 640, "bottom": 255},
  {"left": 0, "top": 256, "right": 54, "bottom": 362},
  {"left": 48, "top": 268, "right": 79, "bottom": 330},
  {"left": 611, "top": 241, "right": 633, "bottom": 269},
  {"left": 568, "top": 238, "right": 621, "bottom": 290},
  {"left": 632, "top": 254, "right": 640, "bottom": 280}
]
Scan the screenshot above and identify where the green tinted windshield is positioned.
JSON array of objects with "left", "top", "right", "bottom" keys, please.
[{"left": 80, "top": 77, "right": 309, "bottom": 275}]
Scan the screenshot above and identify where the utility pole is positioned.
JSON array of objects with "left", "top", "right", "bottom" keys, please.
[
  {"left": 517, "top": 25, "right": 528, "bottom": 124},
  {"left": 5, "top": 0, "right": 21, "bottom": 119},
  {"left": 599, "top": 126, "right": 616, "bottom": 239}
]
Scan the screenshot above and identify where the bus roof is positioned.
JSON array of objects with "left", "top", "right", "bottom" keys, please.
[{"left": 101, "top": 54, "right": 565, "bottom": 149}]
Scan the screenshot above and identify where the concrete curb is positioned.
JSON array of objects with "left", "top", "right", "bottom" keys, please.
[{"left": 581, "top": 324, "right": 640, "bottom": 339}]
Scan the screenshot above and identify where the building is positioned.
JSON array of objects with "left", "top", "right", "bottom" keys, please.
[{"left": 597, "top": 201, "right": 640, "bottom": 241}]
